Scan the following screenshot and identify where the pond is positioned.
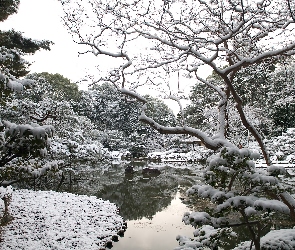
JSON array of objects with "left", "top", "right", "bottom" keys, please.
[
  {"left": 15, "top": 159, "right": 295, "bottom": 249},
  {"left": 61, "top": 161, "right": 205, "bottom": 250}
]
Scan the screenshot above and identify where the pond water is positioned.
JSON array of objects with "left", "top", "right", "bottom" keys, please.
[
  {"left": 17, "top": 159, "right": 294, "bottom": 249},
  {"left": 61, "top": 161, "right": 205, "bottom": 250},
  {"left": 112, "top": 191, "right": 195, "bottom": 250}
]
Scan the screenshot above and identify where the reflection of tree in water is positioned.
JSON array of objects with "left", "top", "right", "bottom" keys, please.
[
  {"left": 97, "top": 173, "right": 179, "bottom": 220},
  {"left": 59, "top": 163, "right": 199, "bottom": 220}
]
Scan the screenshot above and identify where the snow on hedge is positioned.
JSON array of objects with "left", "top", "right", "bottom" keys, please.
[
  {"left": 233, "top": 228, "right": 295, "bottom": 250},
  {"left": 1, "top": 189, "right": 124, "bottom": 249}
]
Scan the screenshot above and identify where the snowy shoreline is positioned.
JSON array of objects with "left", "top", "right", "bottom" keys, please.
[{"left": 0, "top": 189, "right": 125, "bottom": 250}]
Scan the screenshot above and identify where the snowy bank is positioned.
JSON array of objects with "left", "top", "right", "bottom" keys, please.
[
  {"left": 233, "top": 228, "right": 295, "bottom": 250},
  {"left": 1, "top": 189, "right": 125, "bottom": 249}
]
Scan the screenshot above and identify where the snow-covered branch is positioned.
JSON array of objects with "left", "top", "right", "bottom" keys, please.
[{"left": 60, "top": 0, "right": 295, "bottom": 163}]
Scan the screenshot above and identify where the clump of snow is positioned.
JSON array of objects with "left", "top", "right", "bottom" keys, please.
[
  {"left": 1, "top": 189, "right": 124, "bottom": 249},
  {"left": 0, "top": 186, "right": 13, "bottom": 200},
  {"left": 244, "top": 206, "right": 257, "bottom": 216},
  {"left": 182, "top": 211, "right": 211, "bottom": 226},
  {"left": 234, "top": 229, "right": 295, "bottom": 250},
  {"left": 7, "top": 80, "right": 23, "bottom": 92},
  {"left": 175, "top": 225, "right": 237, "bottom": 250},
  {"left": 0, "top": 186, "right": 13, "bottom": 216},
  {"left": 267, "top": 164, "right": 287, "bottom": 176}
]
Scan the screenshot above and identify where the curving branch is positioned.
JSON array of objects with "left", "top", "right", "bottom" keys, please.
[
  {"left": 29, "top": 109, "right": 57, "bottom": 123},
  {"left": 139, "top": 112, "right": 235, "bottom": 150},
  {"left": 60, "top": 0, "right": 295, "bottom": 165}
]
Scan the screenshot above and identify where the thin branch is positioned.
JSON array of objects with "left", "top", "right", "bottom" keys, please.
[{"left": 287, "top": 0, "right": 295, "bottom": 22}]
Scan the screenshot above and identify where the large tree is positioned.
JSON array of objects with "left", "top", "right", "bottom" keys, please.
[
  {"left": 60, "top": 0, "right": 295, "bottom": 164},
  {"left": 60, "top": 0, "right": 295, "bottom": 248},
  {"left": 27, "top": 72, "right": 81, "bottom": 102},
  {"left": 0, "top": 1, "right": 54, "bottom": 186},
  {"left": 76, "top": 83, "right": 176, "bottom": 152}
]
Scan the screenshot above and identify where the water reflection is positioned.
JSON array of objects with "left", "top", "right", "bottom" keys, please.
[
  {"left": 112, "top": 191, "right": 197, "bottom": 250},
  {"left": 98, "top": 174, "right": 178, "bottom": 220},
  {"left": 59, "top": 162, "right": 203, "bottom": 249},
  {"left": 68, "top": 162, "right": 201, "bottom": 220}
]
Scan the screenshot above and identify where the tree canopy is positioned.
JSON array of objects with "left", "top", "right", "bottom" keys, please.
[
  {"left": 0, "top": 0, "right": 19, "bottom": 22},
  {"left": 0, "top": 0, "right": 54, "bottom": 186},
  {"left": 60, "top": 1, "right": 295, "bottom": 249},
  {"left": 60, "top": 0, "right": 295, "bottom": 165}
]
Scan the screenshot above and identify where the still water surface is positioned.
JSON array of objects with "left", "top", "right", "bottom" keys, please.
[
  {"left": 65, "top": 161, "right": 204, "bottom": 249},
  {"left": 113, "top": 191, "right": 195, "bottom": 250}
]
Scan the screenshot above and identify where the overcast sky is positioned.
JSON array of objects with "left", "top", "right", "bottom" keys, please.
[
  {"left": 0, "top": 0, "right": 212, "bottom": 113},
  {"left": 0, "top": 0, "right": 92, "bottom": 90}
]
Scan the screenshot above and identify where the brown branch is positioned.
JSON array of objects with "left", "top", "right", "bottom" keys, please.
[
  {"left": 220, "top": 74, "right": 271, "bottom": 165},
  {"left": 240, "top": 209, "right": 260, "bottom": 250},
  {"left": 30, "top": 110, "right": 57, "bottom": 123},
  {"left": 139, "top": 113, "right": 234, "bottom": 151},
  {"left": 279, "top": 192, "right": 295, "bottom": 221},
  {"left": 287, "top": 0, "right": 295, "bottom": 22}
]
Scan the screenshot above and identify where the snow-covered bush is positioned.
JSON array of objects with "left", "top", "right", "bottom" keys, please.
[
  {"left": 177, "top": 147, "right": 292, "bottom": 250},
  {"left": 234, "top": 228, "right": 295, "bottom": 250},
  {"left": 176, "top": 225, "right": 237, "bottom": 250},
  {"left": 0, "top": 121, "right": 54, "bottom": 185},
  {"left": 265, "top": 128, "right": 295, "bottom": 162}
]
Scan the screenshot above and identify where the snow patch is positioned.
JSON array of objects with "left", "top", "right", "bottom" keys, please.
[{"left": 1, "top": 189, "right": 124, "bottom": 249}]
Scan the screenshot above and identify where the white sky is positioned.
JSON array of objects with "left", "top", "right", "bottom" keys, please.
[
  {"left": 0, "top": 0, "right": 92, "bottom": 90},
  {"left": 0, "top": 0, "right": 212, "bottom": 113}
]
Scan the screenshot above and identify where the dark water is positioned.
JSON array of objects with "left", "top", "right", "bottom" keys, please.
[
  {"left": 62, "top": 161, "right": 204, "bottom": 250},
  {"left": 58, "top": 161, "right": 295, "bottom": 250},
  {"left": 17, "top": 160, "right": 294, "bottom": 249}
]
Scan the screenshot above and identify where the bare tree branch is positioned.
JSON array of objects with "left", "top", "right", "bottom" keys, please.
[{"left": 60, "top": 0, "right": 295, "bottom": 165}]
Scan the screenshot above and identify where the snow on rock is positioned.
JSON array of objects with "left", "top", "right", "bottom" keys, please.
[
  {"left": 1, "top": 189, "right": 124, "bottom": 249},
  {"left": 234, "top": 228, "right": 295, "bottom": 250}
]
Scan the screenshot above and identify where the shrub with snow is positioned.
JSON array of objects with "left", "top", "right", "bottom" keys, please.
[
  {"left": 176, "top": 147, "right": 293, "bottom": 250},
  {"left": 265, "top": 128, "right": 295, "bottom": 162}
]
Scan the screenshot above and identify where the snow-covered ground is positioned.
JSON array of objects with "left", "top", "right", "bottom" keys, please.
[{"left": 0, "top": 189, "right": 124, "bottom": 249}]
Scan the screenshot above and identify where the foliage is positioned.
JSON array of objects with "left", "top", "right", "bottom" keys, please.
[
  {"left": 80, "top": 83, "right": 140, "bottom": 136},
  {"left": 0, "top": 29, "right": 52, "bottom": 79},
  {"left": 0, "top": 1, "right": 52, "bottom": 102},
  {"left": 183, "top": 81, "right": 218, "bottom": 135},
  {"left": 231, "top": 60, "right": 295, "bottom": 137},
  {"left": 144, "top": 95, "right": 176, "bottom": 127},
  {"left": 0, "top": 0, "right": 19, "bottom": 22},
  {"left": 264, "top": 128, "right": 295, "bottom": 162},
  {"left": 60, "top": 0, "right": 295, "bottom": 249},
  {"left": 0, "top": 120, "right": 54, "bottom": 185},
  {"left": 183, "top": 60, "right": 295, "bottom": 145},
  {"left": 0, "top": 1, "right": 55, "bottom": 186},
  {"left": 180, "top": 147, "right": 292, "bottom": 249},
  {"left": 75, "top": 83, "right": 176, "bottom": 152},
  {"left": 26, "top": 72, "right": 80, "bottom": 102}
]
